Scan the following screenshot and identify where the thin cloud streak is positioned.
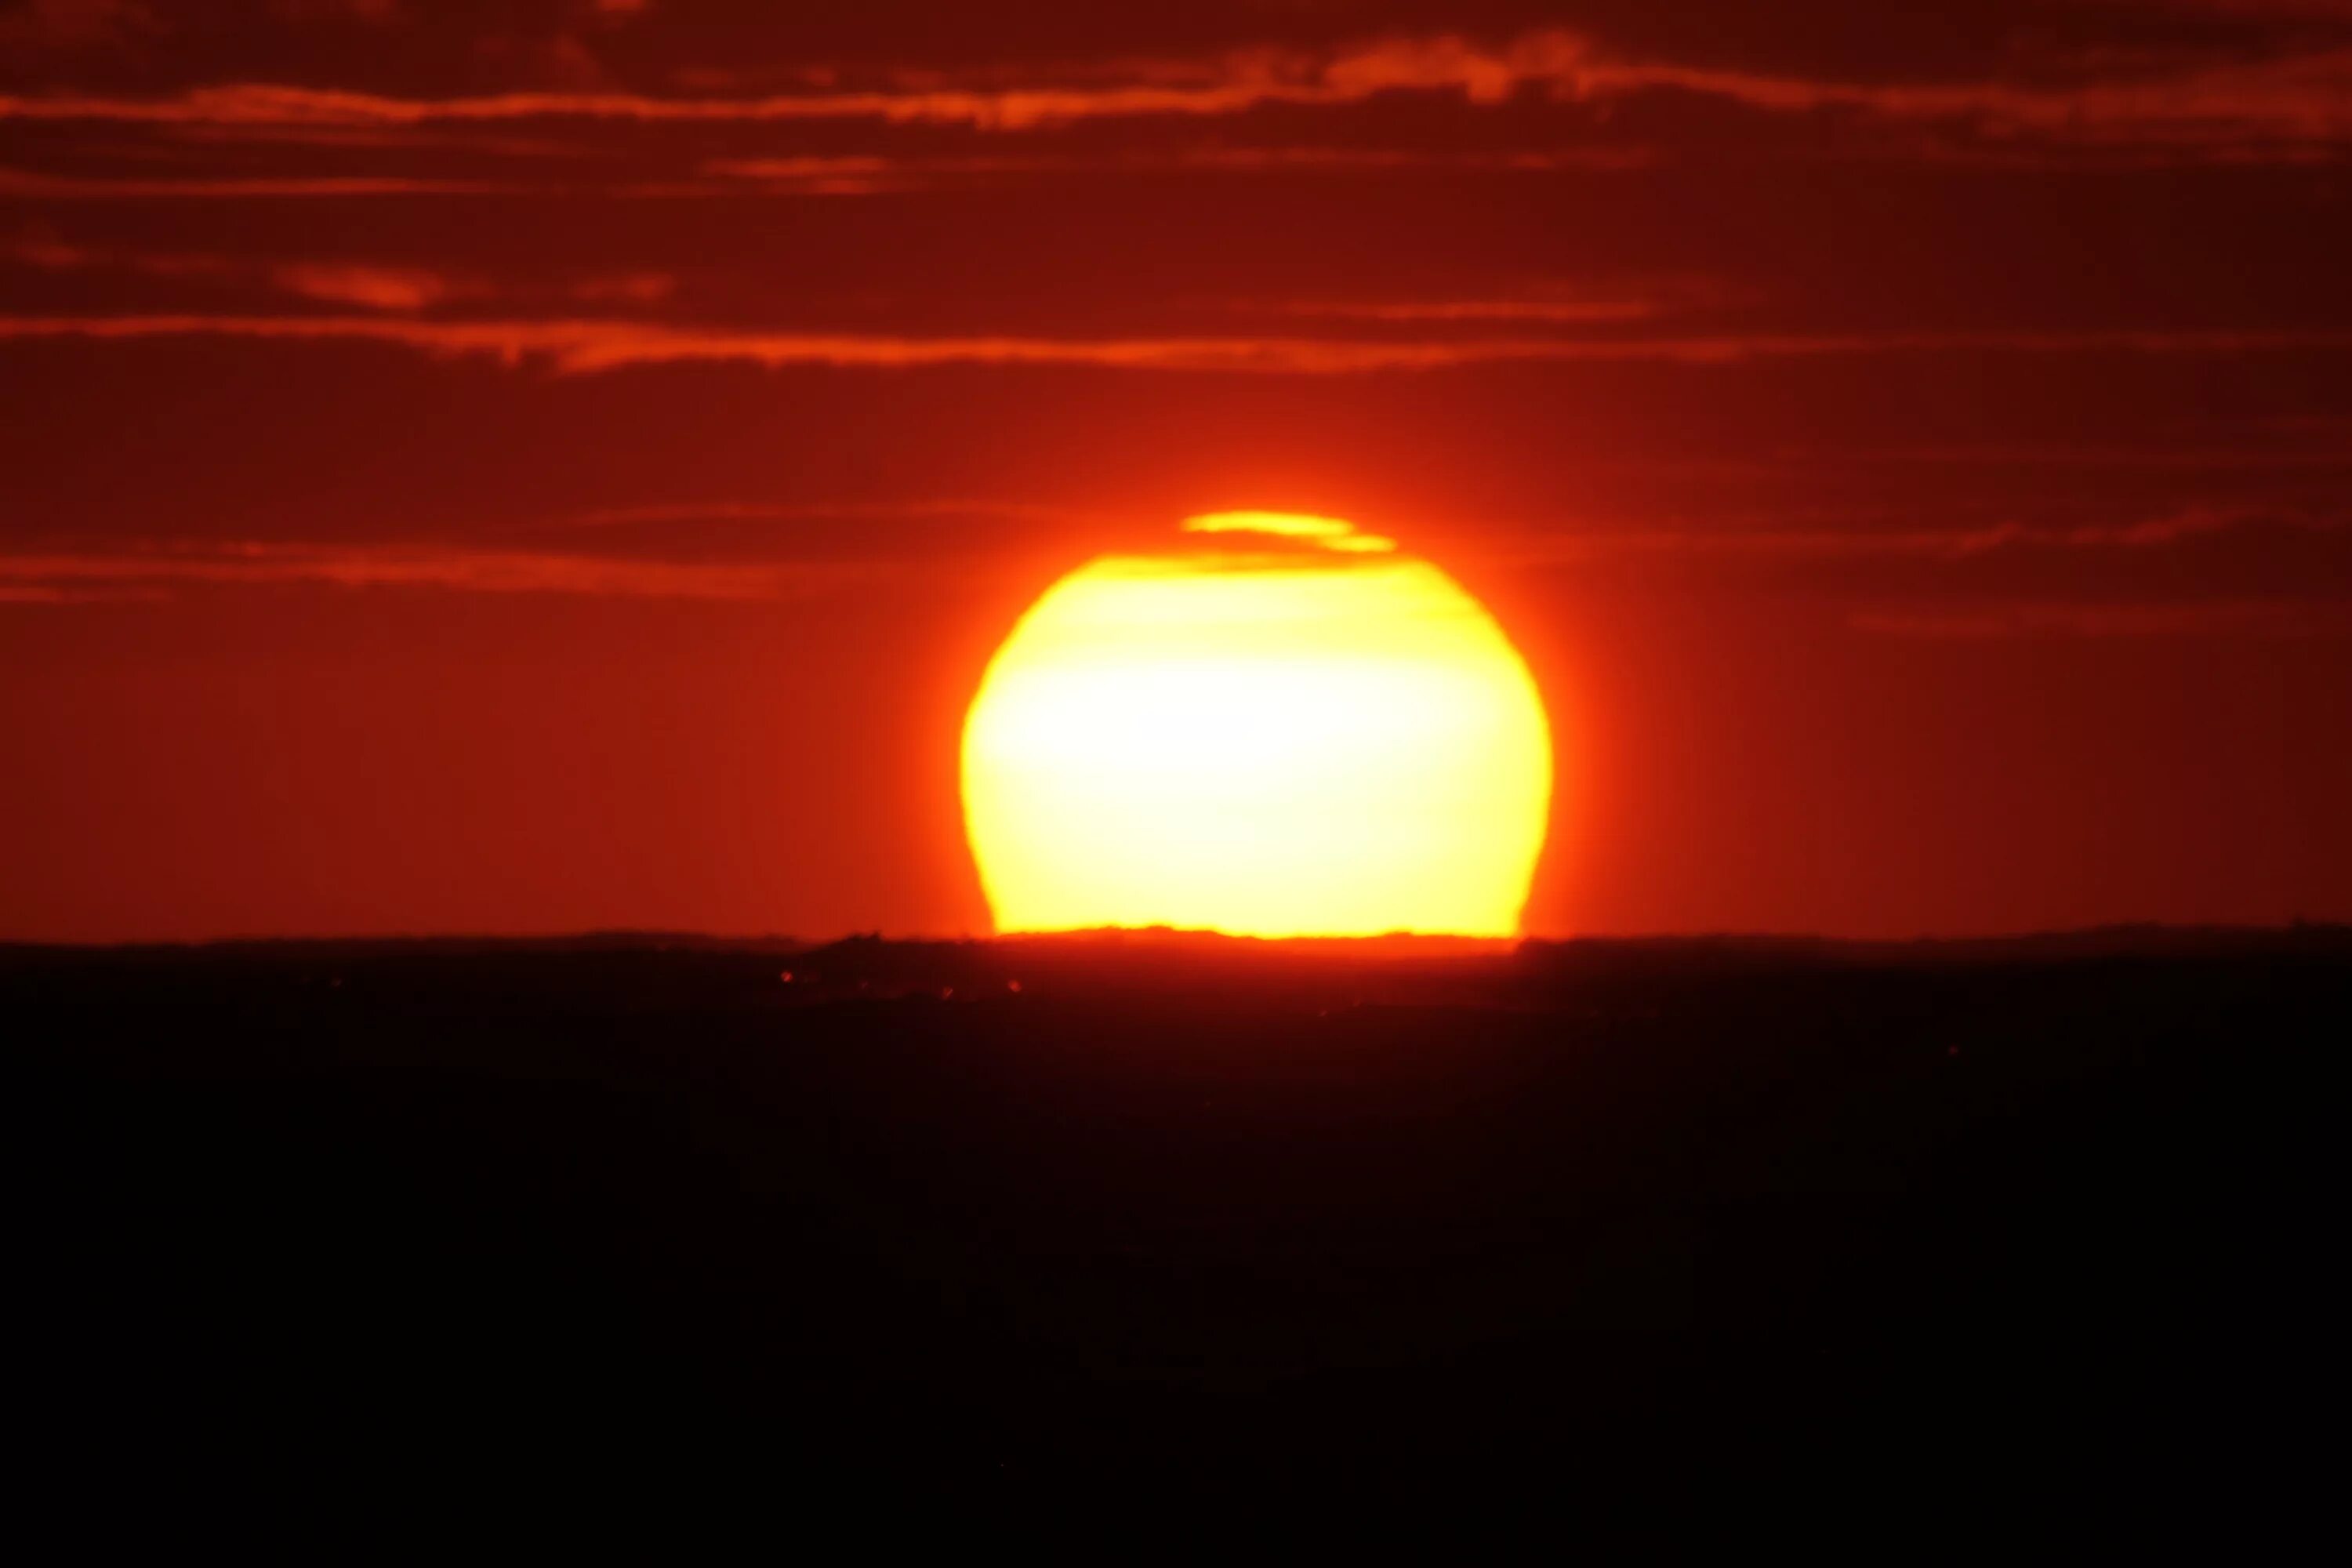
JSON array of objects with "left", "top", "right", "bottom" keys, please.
[
  {"left": 0, "top": 167, "right": 519, "bottom": 198},
  {"left": 7, "top": 512, "right": 2335, "bottom": 617},
  {"left": 0, "top": 543, "right": 863, "bottom": 601},
  {"left": 557, "top": 498, "right": 1098, "bottom": 529},
  {"left": 1849, "top": 601, "right": 2348, "bottom": 638},
  {"left": 1831, "top": 442, "right": 2352, "bottom": 471},
  {"left": 7, "top": 313, "right": 2352, "bottom": 374},
  {"left": 1472, "top": 506, "right": 2341, "bottom": 568},
  {"left": 2, "top": 235, "right": 676, "bottom": 313},
  {"left": 2, "top": 29, "right": 2345, "bottom": 154},
  {"left": 270, "top": 261, "right": 466, "bottom": 310},
  {"left": 1585, "top": 47, "right": 2352, "bottom": 152},
  {"left": 0, "top": 583, "right": 168, "bottom": 604},
  {"left": 698, "top": 146, "right": 1657, "bottom": 191},
  {"left": 5, "top": 234, "right": 472, "bottom": 314},
  {"left": 0, "top": 42, "right": 1584, "bottom": 129},
  {"left": 1278, "top": 297, "right": 1664, "bottom": 325},
  {"left": 0, "top": 146, "right": 1657, "bottom": 205}
]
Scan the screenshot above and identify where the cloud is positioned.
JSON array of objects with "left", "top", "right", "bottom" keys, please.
[
  {"left": 0, "top": 167, "right": 515, "bottom": 198},
  {"left": 1475, "top": 506, "right": 2342, "bottom": 568},
  {"left": 1610, "top": 44, "right": 2352, "bottom": 155},
  {"left": 0, "top": 36, "right": 1590, "bottom": 130},
  {"left": 0, "top": 583, "right": 165, "bottom": 604},
  {"left": 556, "top": 497, "right": 1091, "bottom": 530},
  {"left": 1257, "top": 271, "right": 1747, "bottom": 329},
  {"left": 271, "top": 0, "right": 402, "bottom": 21},
  {"left": 1, "top": 227, "right": 231, "bottom": 278},
  {"left": 0, "top": 0, "right": 155, "bottom": 49},
  {"left": 4, "top": 234, "right": 672, "bottom": 313},
  {"left": 1848, "top": 601, "right": 2347, "bottom": 638},
  {"left": 2134, "top": 1, "right": 2352, "bottom": 15},
  {"left": 1, "top": 27, "right": 2346, "bottom": 158},
  {"left": 1827, "top": 441, "right": 2352, "bottom": 472},
  {"left": 0, "top": 146, "right": 1652, "bottom": 206},
  {"left": 1468, "top": 506, "right": 2351, "bottom": 633},
  {"left": 269, "top": 261, "right": 464, "bottom": 310},
  {"left": 5, "top": 312, "right": 2352, "bottom": 376},
  {"left": 514, "top": 496, "right": 1112, "bottom": 561},
  {"left": 1943, "top": 506, "right": 2293, "bottom": 553},
  {"left": 697, "top": 146, "right": 1654, "bottom": 195},
  {"left": 1275, "top": 297, "right": 1666, "bottom": 325},
  {"left": 11, "top": 510, "right": 2331, "bottom": 620},
  {"left": 0, "top": 542, "right": 857, "bottom": 602},
  {"left": 3, "top": 232, "right": 472, "bottom": 310},
  {"left": 568, "top": 271, "right": 672, "bottom": 303}
]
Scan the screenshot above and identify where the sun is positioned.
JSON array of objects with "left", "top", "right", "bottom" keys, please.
[{"left": 960, "top": 513, "right": 1553, "bottom": 938}]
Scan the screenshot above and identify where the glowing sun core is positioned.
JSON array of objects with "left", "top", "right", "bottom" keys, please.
[{"left": 961, "top": 513, "right": 1553, "bottom": 938}]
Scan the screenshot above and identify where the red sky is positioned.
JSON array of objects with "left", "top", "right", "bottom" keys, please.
[{"left": 2, "top": 0, "right": 2347, "bottom": 941}]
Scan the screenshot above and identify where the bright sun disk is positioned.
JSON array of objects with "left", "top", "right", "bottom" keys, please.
[{"left": 961, "top": 513, "right": 1553, "bottom": 938}]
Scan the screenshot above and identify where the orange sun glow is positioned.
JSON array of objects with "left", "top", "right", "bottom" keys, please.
[{"left": 961, "top": 513, "right": 1553, "bottom": 937}]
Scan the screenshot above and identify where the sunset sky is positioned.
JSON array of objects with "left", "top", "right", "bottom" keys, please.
[{"left": 3, "top": 0, "right": 2347, "bottom": 941}]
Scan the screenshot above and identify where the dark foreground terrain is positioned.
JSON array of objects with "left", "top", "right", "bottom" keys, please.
[{"left": 9, "top": 928, "right": 2345, "bottom": 1538}]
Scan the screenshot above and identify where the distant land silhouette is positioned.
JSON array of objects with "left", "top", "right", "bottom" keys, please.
[{"left": 9, "top": 927, "right": 2343, "bottom": 1539}]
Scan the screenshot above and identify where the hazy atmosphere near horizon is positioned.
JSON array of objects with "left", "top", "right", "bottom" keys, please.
[{"left": 4, "top": 0, "right": 2350, "bottom": 942}]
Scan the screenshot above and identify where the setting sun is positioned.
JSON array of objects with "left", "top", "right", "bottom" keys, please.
[{"left": 961, "top": 514, "right": 1553, "bottom": 937}]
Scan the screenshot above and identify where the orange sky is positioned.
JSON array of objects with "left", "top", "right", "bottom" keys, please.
[{"left": 2, "top": 1, "right": 2347, "bottom": 940}]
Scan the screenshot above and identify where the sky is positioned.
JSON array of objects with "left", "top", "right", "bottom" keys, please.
[{"left": 2, "top": 0, "right": 2347, "bottom": 941}]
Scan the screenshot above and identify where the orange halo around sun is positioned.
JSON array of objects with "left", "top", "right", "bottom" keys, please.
[{"left": 960, "top": 513, "right": 1555, "bottom": 938}]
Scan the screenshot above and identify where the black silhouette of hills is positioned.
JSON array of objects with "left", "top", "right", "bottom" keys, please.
[{"left": 8, "top": 926, "right": 2343, "bottom": 1538}]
